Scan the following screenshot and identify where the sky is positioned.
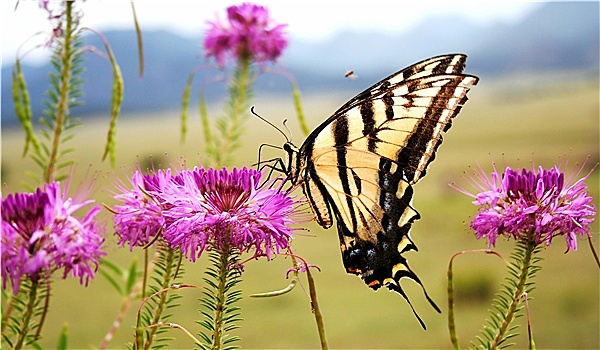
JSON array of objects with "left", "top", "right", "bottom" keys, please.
[{"left": 2, "top": 1, "right": 540, "bottom": 66}]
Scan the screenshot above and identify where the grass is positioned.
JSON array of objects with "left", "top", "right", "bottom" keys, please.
[{"left": 1, "top": 74, "right": 598, "bottom": 349}]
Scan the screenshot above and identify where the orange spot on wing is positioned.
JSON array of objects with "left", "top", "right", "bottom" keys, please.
[
  {"left": 347, "top": 267, "right": 362, "bottom": 274},
  {"left": 367, "top": 280, "right": 381, "bottom": 288}
]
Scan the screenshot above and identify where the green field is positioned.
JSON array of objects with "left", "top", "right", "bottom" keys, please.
[{"left": 1, "top": 75, "right": 599, "bottom": 349}]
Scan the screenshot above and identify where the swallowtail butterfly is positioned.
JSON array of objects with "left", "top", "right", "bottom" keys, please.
[{"left": 283, "top": 54, "right": 478, "bottom": 327}]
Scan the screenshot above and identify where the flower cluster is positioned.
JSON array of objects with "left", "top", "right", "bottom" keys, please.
[
  {"left": 459, "top": 164, "right": 596, "bottom": 250},
  {"left": 1, "top": 182, "right": 105, "bottom": 294},
  {"left": 112, "top": 169, "right": 170, "bottom": 250},
  {"left": 204, "top": 3, "right": 288, "bottom": 65},
  {"left": 112, "top": 167, "right": 297, "bottom": 262}
]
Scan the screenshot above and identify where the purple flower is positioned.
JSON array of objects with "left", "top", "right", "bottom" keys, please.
[
  {"left": 457, "top": 163, "right": 597, "bottom": 251},
  {"left": 111, "top": 166, "right": 298, "bottom": 263},
  {"left": 204, "top": 3, "right": 288, "bottom": 65},
  {"left": 1, "top": 182, "right": 105, "bottom": 294},
  {"left": 111, "top": 170, "right": 171, "bottom": 250},
  {"left": 160, "top": 167, "right": 296, "bottom": 262}
]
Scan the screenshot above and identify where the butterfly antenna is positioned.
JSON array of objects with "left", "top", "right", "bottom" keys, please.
[
  {"left": 282, "top": 119, "right": 293, "bottom": 143},
  {"left": 251, "top": 106, "right": 290, "bottom": 143}
]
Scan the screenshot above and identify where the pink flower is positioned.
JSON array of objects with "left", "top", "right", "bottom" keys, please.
[
  {"left": 111, "top": 166, "right": 298, "bottom": 262},
  {"left": 1, "top": 182, "right": 105, "bottom": 294},
  {"left": 204, "top": 3, "right": 288, "bottom": 65},
  {"left": 112, "top": 170, "right": 171, "bottom": 250},
  {"left": 457, "top": 163, "right": 596, "bottom": 251},
  {"left": 160, "top": 167, "right": 296, "bottom": 262}
]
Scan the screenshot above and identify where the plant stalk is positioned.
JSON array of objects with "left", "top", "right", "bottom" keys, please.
[
  {"left": 14, "top": 279, "right": 40, "bottom": 350},
  {"left": 45, "top": 0, "right": 75, "bottom": 183},
  {"left": 490, "top": 239, "right": 536, "bottom": 349},
  {"left": 215, "top": 56, "right": 252, "bottom": 166},
  {"left": 99, "top": 282, "right": 140, "bottom": 350},
  {"left": 306, "top": 267, "right": 328, "bottom": 350},
  {"left": 136, "top": 247, "right": 176, "bottom": 350},
  {"left": 211, "top": 248, "right": 232, "bottom": 349},
  {"left": 33, "top": 275, "right": 51, "bottom": 341}
]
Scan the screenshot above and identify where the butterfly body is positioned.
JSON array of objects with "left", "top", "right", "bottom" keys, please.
[{"left": 284, "top": 54, "right": 478, "bottom": 327}]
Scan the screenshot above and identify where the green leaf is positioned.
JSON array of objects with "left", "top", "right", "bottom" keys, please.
[
  {"left": 56, "top": 323, "right": 68, "bottom": 350},
  {"left": 100, "top": 258, "right": 122, "bottom": 275},
  {"left": 125, "top": 257, "right": 139, "bottom": 295},
  {"left": 99, "top": 267, "right": 123, "bottom": 295}
]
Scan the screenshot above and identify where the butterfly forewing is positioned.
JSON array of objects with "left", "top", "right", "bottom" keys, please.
[
  {"left": 335, "top": 54, "right": 468, "bottom": 114},
  {"left": 290, "top": 54, "right": 478, "bottom": 328}
]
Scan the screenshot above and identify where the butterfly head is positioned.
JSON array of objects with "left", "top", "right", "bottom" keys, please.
[{"left": 283, "top": 141, "right": 301, "bottom": 184}]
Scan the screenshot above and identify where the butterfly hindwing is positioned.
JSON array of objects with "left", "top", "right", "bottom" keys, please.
[
  {"left": 287, "top": 54, "right": 478, "bottom": 327},
  {"left": 303, "top": 140, "right": 440, "bottom": 327}
]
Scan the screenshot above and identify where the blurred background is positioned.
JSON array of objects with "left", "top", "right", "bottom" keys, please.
[{"left": 1, "top": 1, "right": 598, "bottom": 349}]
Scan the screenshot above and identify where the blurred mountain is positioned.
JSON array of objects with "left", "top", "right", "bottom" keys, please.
[{"left": 2, "top": 2, "right": 598, "bottom": 125}]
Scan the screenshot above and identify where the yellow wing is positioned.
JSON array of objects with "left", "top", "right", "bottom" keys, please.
[{"left": 292, "top": 54, "right": 479, "bottom": 328}]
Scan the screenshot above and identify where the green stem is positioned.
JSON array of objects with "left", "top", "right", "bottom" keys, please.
[
  {"left": 133, "top": 250, "right": 151, "bottom": 350},
  {"left": 199, "top": 85, "right": 212, "bottom": 148},
  {"left": 306, "top": 267, "right": 328, "bottom": 350},
  {"left": 99, "top": 293, "right": 133, "bottom": 350},
  {"left": 523, "top": 292, "right": 535, "bottom": 350},
  {"left": 14, "top": 279, "right": 40, "bottom": 350},
  {"left": 447, "top": 255, "right": 459, "bottom": 350},
  {"left": 142, "top": 249, "right": 149, "bottom": 307},
  {"left": 33, "top": 275, "right": 51, "bottom": 341},
  {"left": 212, "top": 248, "right": 232, "bottom": 350},
  {"left": 130, "top": 0, "right": 144, "bottom": 78},
  {"left": 180, "top": 71, "right": 194, "bottom": 143},
  {"left": 490, "top": 239, "right": 536, "bottom": 349},
  {"left": 12, "top": 59, "right": 41, "bottom": 157},
  {"left": 587, "top": 234, "right": 600, "bottom": 268},
  {"left": 290, "top": 80, "right": 309, "bottom": 137},
  {"left": 447, "top": 249, "right": 506, "bottom": 350},
  {"left": 45, "top": 0, "right": 75, "bottom": 183},
  {"left": 144, "top": 248, "right": 175, "bottom": 350},
  {"left": 137, "top": 247, "right": 176, "bottom": 350},
  {"left": 214, "top": 57, "right": 252, "bottom": 166}
]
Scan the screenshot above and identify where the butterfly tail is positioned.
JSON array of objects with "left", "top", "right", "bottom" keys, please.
[{"left": 385, "top": 279, "right": 429, "bottom": 330}]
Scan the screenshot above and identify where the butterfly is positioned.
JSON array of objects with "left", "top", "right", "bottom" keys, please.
[{"left": 282, "top": 54, "right": 479, "bottom": 328}]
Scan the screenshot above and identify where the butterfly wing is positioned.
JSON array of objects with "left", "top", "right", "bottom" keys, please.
[{"left": 297, "top": 54, "right": 479, "bottom": 327}]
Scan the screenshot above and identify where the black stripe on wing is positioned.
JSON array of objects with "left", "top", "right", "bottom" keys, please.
[
  {"left": 332, "top": 112, "right": 359, "bottom": 233},
  {"left": 298, "top": 54, "right": 469, "bottom": 145},
  {"left": 336, "top": 54, "right": 468, "bottom": 115},
  {"left": 372, "top": 74, "right": 478, "bottom": 184},
  {"left": 337, "top": 156, "right": 441, "bottom": 329},
  {"left": 397, "top": 77, "right": 469, "bottom": 182}
]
